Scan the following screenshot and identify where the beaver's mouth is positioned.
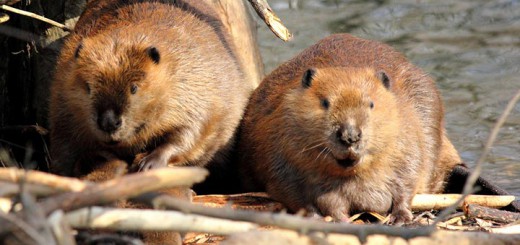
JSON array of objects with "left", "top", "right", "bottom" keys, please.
[
  {"left": 335, "top": 157, "right": 358, "bottom": 168},
  {"left": 330, "top": 146, "right": 361, "bottom": 168}
]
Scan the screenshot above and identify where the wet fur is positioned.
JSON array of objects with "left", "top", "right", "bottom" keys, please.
[{"left": 237, "top": 34, "right": 461, "bottom": 224}]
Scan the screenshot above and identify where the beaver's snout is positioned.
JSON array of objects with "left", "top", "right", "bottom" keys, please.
[
  {"left": 97, "top": 109, "right": 122, "bottom": 134},
  {"left": 335, "top": 124, "right": 362, "bottom": 147}
]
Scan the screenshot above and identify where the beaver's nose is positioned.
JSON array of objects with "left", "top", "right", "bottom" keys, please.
[
  {"left": 97, "top": 109, "right": 122, "bottom": 133},
  {"left": 336, "top": 124, "right": 362, "bottom": 147}
]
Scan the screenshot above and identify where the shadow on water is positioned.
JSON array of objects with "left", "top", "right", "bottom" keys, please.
[{"left": 256, "top": 0, "right": 520, "bottom": 195}]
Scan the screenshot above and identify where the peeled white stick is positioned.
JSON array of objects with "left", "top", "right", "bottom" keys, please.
[
  {"left": 65, "top": 207, "right": 258, "bottom": 235},
  {"left": 412, "top": 194, "right": 516, "bottom": 211}
]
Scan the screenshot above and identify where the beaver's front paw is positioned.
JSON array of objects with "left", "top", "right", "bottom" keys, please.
[
  {"left": 137, "top": 151, "right": 169, "bottom": 171},
  {"left": 388, "top": 206, "right": 413, "bottom": 226}
]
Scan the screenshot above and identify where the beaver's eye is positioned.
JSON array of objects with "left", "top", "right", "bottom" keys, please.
[
  {"left": 320, "top": 98, "right": 329, "bottom": 109},
  {"left": 130, "top": 84, "right": 138, "bottom": 94},
  {"left": 86, "top": 83, "right": 91, "bottom": 94},
  {"left": 370, "top": 101, "right": 374, "bottom": 109}
]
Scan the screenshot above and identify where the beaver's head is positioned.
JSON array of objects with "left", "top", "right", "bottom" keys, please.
[
  {"left": 284, "top": 67, "right": 398, "bottom": 171},
  {"left": 70, "top": 35, "right": 173, "bottom": 147}
]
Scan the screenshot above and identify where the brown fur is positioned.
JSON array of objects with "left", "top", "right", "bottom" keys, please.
[
  {"left": 49, "top": 0, "right": 251, "bottom": 177},
  {"left": 237, "top": 34, "right": 461, "bottom": 224}
]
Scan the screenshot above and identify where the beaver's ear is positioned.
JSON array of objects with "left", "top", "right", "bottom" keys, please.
[
  {"left": 74, "top": 43, "right": 83, "bottom": 59},
  {"left": 377, "top": 70, "right": 391, "bottom": 89},
  {"left": 147, "top": 46, "right": 160, "bottom": 64},
  {"left": 302, "top": 68, "right": 316, "bottom": 89}
]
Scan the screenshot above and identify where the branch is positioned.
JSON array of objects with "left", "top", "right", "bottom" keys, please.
[
  {"left": 65, "top": 207, "right": 258, "bottom": 235},
  {"left": 39, "top": 167, "right": 208, "bottom": 215},
  {"left": 412, "top": 194, "right": 516, "bottom": 211},
  {"left": 464, "top": 204, "right": 520, "bottom": 223},
  {"left": 0, "top": 5, "right": 71, "bottom": 32},
  {"left": 435, "top": 89, "right": 520, "bottom": 224},
  {"left": 152, "top": 195, "right": 434, "bottom": 242},
  {"left": 247, "top": 0, "right": 292, "bottom": 41},
  {"left": 0, "top": 167, "right": 90, "bottom": 192}
]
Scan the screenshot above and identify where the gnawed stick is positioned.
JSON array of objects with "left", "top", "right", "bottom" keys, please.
[
  {"left": 39, "top": 167, "right": 208, "bottom": 215},
  {"left": 0, "top": 5, "right": 71, "bottom": 31},
  {"left": 248, "top": 0, "right": 292, "bottom": 41},
  {"left": 464, "top": 204, "right": 520, "bottom": 223},
  {"left": 412, "top": 194, "right": 516, "bottom": 211},
  {"left": 152, "top": 195, "right": 434, "bottom": 241},
  {"left": 0, "top": 168, "right": 91, "bottom": 193},
  {"left": 65, "top": 206, "right": 258, "bottom": 235}
]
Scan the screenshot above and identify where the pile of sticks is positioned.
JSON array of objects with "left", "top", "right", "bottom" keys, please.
[{"left": 0, "top": 167, "right": 518, "bottom": 245}]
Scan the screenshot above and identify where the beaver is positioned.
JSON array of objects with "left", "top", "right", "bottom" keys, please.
[
  {"left": 49, "top": 0, "right": 251, "bottom": 177},
  {"left": 237, "top": 34, "right": 461, "bottom": 224}
]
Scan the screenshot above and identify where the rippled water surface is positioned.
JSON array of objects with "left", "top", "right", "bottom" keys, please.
[{"left": 256, "top": 0, "right": 520, "bottom": 196}]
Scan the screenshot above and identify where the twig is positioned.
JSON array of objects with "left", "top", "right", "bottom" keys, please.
[
  {"left": 0, "top": 167, "right": 91, "bottom": 192},
  {"left": 152, "top": 195, "right": 434, "bottom": 241},
  {"left": 17, "top": 178, "right": 57, "bottom": 245},
  {"left": 435, "top": 89, "right": 520, "bottom": 224},
  {"left": 39, "top": 167, "right": 208, "bottom": 215},
  {"left": 65, "top": 206, "right": 258, "bottom": 235},
  {"left": 0, "top": 5, "right": 71, "bottom": 32},
  {"left": 464, "top": 204, "right": 520, "bottom": 223},
  {"left": 0, "top": 212, "right": 47, "bottom": 245},
  {"left": 247, "top": 0, "right": 292, "bottom": 41}
]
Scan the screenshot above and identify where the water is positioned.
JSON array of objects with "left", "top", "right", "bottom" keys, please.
[{"left": 256, "top": 0, "right": 520, "bottom": 196}]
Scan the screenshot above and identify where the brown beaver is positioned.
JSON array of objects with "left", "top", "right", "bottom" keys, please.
[
  {"left": 237, "top": 34, "right": 461, "bottom": 224},
  {"left": 49, "top": 0, "right": 251, "bottom": 177}
]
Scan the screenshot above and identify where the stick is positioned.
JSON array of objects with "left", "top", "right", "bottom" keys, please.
[
  {"left": 0, "top": 181, "right": 72, "bottom": 197},
  {"left": 0, "top": 168, "right": 91, "bottom": 192},
  {"left": 65, "top": 207, "right": 258, "bottom": 235},
  {"left": 435, "top": 89, "right": 520, "bottom": 224},
  {"left": 152, "top": 195, "right": 434, "bottom": 242},
  {"left": 247, "top": 0, "right": 292, "bottom": 41},
  {"left": 464, "top": 204, "right": 520, "bottom": 224},
  {"left": 0, "top": 12, "right": 8, "bottom": 23},
  {"left": 0, "top": 5, "right": 71, "bottom": 32},
  {"left": 39, "top": 167, "right": 208, "bottom": 215},
  {"left": 0, "top": 212, "right": 48, "bottom": 245},
  {"left": 412, "top": 194, "right": 516, "bottom": 211}
]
